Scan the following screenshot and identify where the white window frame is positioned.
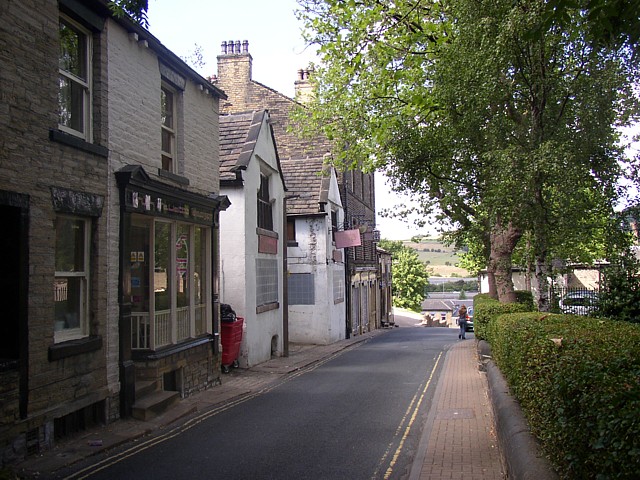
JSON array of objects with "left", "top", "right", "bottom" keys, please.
[
  {"left": 161, "top": 84, "right": 177, "bottom": 173},
  {"left": 58, "top": 14, "right": 92, "bottom": 141},
  {"left": 54, "top": 215, "right": 91, "bottom": 343}
]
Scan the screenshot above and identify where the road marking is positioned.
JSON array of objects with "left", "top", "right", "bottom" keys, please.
[
  {"left": 373, "top": 352, "right": 443, "bottom": 479},
  {"left": 63, "top": 340, "right": 373, "bottom": 479}
]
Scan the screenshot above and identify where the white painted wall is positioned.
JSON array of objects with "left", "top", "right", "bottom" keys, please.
[
  {"left": 287, "top": 169, "right": 345, "bottom": 344},
  {"left": 219, "top": 113, "right": 285, "bottom": 367}
]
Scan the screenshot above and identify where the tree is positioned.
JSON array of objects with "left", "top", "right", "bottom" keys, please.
[
  {"left": 379, "top": 239, "right": 430, "bottom": 311},
  {"left": 296, "top": 0, "right": 639, "bottom": 306},
  {"left": 108, "top": 0, "right": 149, "bottom": 27}
]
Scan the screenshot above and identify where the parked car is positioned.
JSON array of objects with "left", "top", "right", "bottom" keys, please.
[{"left": 559, "top": 291, "right": 599, "bottom": 315}]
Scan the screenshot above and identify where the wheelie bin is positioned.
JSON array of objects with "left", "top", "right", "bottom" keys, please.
[{"left": 221, "top": 303, "right": 243, "bottom": 373}]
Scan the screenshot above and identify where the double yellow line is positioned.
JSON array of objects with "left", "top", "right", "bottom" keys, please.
[{"left": 374, "top": 351, "right": 443, "bottom": 479}]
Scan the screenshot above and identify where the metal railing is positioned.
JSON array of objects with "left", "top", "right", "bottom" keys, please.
[{"left": 550, "top": 287, "right": 599, "bottom": 316}]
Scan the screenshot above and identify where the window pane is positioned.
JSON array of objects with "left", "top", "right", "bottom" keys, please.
[
  {"left": 194, "top": 227, "right": 205, "bottom": 304},
  {"left": 161, "top": 88, "right": 173, "bottom": 128},
  {"left": 58, "top": 75, "right": 85, "bottom": 133},
  {"left": 161, "top": 128, "right": 172, "bottom": 154},
  {"left": 130, "top": 219, "right": 150, "bottom": 313},
  {"left": 54, "top": 277, "right": 84, "bottom": 331},
  {"left": 161, "top": 155, "right": 173, "bottom": 172},
  {"left": 176, "top": 225, "right": 189, "bottom": 308},
  {"left": 55, "top": 217, "right": 85, "bottom": 272},
  {"left": 59, "top": 20, "right": 86, "bottom": 79},
  {"left": 154, "top": 222, "right": 171, "bottom": 311}
]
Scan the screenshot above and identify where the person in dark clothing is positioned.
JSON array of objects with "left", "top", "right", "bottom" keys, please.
[{"left": 457, "top": 305, "right": 469, "bottom": 340}]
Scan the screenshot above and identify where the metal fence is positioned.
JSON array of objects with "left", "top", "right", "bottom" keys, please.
[{"left": 550, "top": 286, "right": 600, "bottom": 316}]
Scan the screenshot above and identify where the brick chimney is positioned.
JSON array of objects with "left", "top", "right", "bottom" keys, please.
[
  {"left": 216, "top": 40, "right": 252, "bottom": 113},
  {"left": 294, "top": 67, "right": 315, "bottom": 105}
]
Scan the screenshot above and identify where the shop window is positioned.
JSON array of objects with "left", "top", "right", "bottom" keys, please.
[
  {"left": 130, "top": 217, "right": 211, "bottom": 350},
  {"left": 54, "top": 216, "right": 90, "bottom": 343},
  {"left": 256, "top": 258, "right": 278, "bottom": 307},
  {"left": 58, "top": 15, "right": 91, "bottom": 140},
  {"left": 161, "top": 85, "right": 176, "bottom": 173},
  {"left": 288, "top": 273, "right": 315, "bottom": 305},
  {"left": 257, "top": 174, "right": 273, "bottom": 231}
]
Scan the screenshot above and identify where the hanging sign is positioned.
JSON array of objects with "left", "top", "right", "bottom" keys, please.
[{"left": 335, "top": 229, "right": 362, "bottom": 249}]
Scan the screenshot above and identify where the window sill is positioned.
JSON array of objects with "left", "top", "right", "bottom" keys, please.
[
  {"left": 256, "top": 302, "right": 279, "bottom": 314},
  {"left": 256, "top": 227, "right": 278, "bottom": 239},
  {"left": 158, "top": 169, "right": 190, "bottom": 186},
  {"left": 49, "top": 335, "right": 102, "bottom": 361},
  {"left": 50, "top": 129, "right": 108, "bottom": 157}
]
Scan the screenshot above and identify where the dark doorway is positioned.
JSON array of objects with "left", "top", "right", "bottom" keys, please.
[{"left": 0, "top": 205, "right": 21, "bottom": 367}]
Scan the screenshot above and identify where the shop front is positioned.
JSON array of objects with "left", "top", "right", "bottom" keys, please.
[{"left": 115, "top": 166, "right": 229, "bottom": 416}]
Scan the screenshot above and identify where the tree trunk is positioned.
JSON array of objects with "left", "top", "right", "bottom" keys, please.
[
  {"left": 484, "top": 264, "right": 498, "bottom": 299},
  {"left": 534, "top": 254, "right": 551, "bottom": 311},
  {"left": 488, "top": 220, "right": 523, "bottom": 303}
]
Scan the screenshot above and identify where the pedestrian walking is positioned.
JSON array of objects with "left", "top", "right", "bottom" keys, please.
[{"left": 457, "top": 305, "right": 469, "bottom": 339}]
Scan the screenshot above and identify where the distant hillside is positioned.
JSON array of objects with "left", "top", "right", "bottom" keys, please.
[{"left": 403, "top": 238, "right": 469, "bottom": 277}]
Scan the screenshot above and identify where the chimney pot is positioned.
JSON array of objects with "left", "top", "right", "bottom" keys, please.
[
  {"left": 235, "top": 40, "right": 241, "bottom": 54},
  {"left": 298, "top": 69, "right": 304, "bottom": 80},
  {"left": 242, "top": 40, "right": 249, "bottom": 54},
  {"left": 221, "top": 41, "right": 227, "bottom": 54},
  {"left": 228, "top": 40, "right": 235, "bottom": 53}
]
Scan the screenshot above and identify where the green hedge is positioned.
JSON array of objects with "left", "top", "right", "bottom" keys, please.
[
  {"left": 485, "top": 312, "right": 640, "bottom": 479},
  {"left": 472, "top": 293, "right": 532, "bottom": 340}
]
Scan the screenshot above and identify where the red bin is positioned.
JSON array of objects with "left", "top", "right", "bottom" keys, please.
[{"left": 221, "top": 317, "right": 243, "bottom": 373}]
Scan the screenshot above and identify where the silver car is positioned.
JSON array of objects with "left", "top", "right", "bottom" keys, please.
[{"left": 559, "top": 291, "right": 599, "bottom": 315}]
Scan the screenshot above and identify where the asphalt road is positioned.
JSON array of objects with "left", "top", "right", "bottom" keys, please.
[{"left": 60, "top": 319, "right": 454, "bottom": 480}]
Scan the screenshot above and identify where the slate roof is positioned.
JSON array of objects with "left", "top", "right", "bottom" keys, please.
[
  {"left": 218, "top": 110, "right": 288, "bottom": 193},
  {"left": 280, "top": 157, "right": 332, "bottom": 216},
  {"left": 219, "top": 111, "right": 261, "bottom": 182}
]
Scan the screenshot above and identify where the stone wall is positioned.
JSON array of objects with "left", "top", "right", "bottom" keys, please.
[{"left": 0, "top": 0, "right": 112, "bottom": 462}]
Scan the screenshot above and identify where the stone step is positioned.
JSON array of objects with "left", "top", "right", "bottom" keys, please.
[
  {"left": 132, "top": 390, "right": 180, "bottom": 421},
  {"left": 135, "top": 380, "right": 157, "bottom": 399}
]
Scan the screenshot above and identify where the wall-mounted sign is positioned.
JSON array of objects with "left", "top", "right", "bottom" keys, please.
[
  {"left": 258, "top": 234, "right": 278, "bottom": 254},
  {"left": 125, "top": 188, "right": 214, "bottom": 225}
]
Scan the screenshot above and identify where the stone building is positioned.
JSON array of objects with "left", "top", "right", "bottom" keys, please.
[
  {"left": 0, "top": 0, "right": 228, "bottom": 462},
  {"left": 213, "top": 40, "right": 379, "bottom": 338}
]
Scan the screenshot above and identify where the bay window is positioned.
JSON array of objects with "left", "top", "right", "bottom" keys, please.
[{"left": 130, "top": 216, "right": 211, "bottom": 350}]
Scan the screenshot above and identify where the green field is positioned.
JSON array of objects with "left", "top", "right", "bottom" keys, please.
[{"left": 404, "top": 238, "right": 469, "bottom": 276}]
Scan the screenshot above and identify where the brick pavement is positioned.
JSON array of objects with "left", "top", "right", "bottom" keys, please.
[{"left": 411, "top": 339, "right": 505, "bottom": 480}]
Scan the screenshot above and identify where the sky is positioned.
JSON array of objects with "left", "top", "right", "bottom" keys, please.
[{"left": 146, "top": 0, "right": 430, "bottom": 240}]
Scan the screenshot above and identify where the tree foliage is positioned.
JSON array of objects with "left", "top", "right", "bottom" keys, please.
[
  {"left": 108, "top": 0, "right": 149, "bottom": 27},
  {"left": 378, "top": 239, "right": 429, "bottom": 311},
  {"left": 296, "top": 0, "right": 640, "bottom": 306},
  {"left": 595, "top": 247, "right": 640, "bottom": 324}
]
